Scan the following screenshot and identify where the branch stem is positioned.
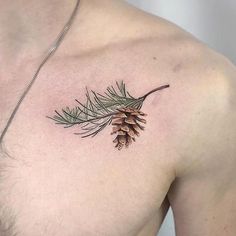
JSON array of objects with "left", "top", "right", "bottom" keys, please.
[{"left": 139, "top": 84, "right": 170, "bottom": 100}]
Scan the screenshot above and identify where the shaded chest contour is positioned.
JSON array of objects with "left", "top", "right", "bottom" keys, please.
[{"left": 0, "top": 144, "right": 172, "bottom": 236}]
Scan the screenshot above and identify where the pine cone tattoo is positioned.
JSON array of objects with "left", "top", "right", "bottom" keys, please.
[
  {"left": 48, "top": 81, "right": 169, "bottom": 150},
  {"left": 111, "top": 108, "right": 147, "bottom": 150}
]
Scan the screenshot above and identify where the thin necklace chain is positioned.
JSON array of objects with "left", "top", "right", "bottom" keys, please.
[{"left": 0, "top": 0, "right": 81, "bottom": 144}]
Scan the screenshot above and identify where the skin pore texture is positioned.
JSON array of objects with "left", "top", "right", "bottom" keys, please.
[{"left": 0, "top": 0, "right": 236, "bottom": 236}]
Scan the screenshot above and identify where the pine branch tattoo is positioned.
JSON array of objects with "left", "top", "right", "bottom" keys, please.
[{"left": 47, "top": 81, "right": 169, "bottom": 150}]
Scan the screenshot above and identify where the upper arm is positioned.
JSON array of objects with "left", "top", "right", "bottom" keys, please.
[{"left": 167, "top": 55, "right": 236, "bottom": 236}]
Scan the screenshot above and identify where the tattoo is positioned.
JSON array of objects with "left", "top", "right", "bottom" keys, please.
[{"left": 47, "top": 81, "right": 169, "bottom": 150}]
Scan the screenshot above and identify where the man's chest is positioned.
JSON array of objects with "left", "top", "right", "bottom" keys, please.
[
  {"left": 0, "top": 141, "right": 173, "bottom": 236},
  {"left": 0, "top": 47, "right": 177, "bottom": 235}
]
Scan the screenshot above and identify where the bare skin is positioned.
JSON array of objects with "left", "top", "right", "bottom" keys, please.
[{"left": 0, "top": 0, "right": 236, "bottom": 235}]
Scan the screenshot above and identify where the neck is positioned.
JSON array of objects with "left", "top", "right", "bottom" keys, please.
[{"left": 0, "top": 0, "right": 122, "bottom": 61}]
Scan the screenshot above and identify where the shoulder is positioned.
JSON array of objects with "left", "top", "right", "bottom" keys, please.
[
  {"left": 159, "top": 37, "right": 236, "bottom": 177},
  {"left": 125, "top": 9, "right": 236, "bottom": 176},
  {"left": 125, "top": 3, "right": 236, "bottom": 117}
]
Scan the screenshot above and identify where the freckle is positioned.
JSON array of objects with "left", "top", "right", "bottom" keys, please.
[
  {"left": 153, "top": 57, "right": 157, "bottom": 60},
  {"left": 172, "top": 63, "right": 182, "bottom": 73}
]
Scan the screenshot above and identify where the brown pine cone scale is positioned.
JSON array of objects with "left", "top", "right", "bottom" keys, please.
[{"left": 111, "top": 107, "right": 147, "bottom": 150}]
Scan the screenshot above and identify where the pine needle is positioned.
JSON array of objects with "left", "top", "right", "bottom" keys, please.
[{"left": 47, "top": 81, "right": 169, "bottom": 137}]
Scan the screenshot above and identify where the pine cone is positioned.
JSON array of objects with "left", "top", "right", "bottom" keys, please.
[{"left": 111, "top": 107, "right": 147, "bottom": 150}]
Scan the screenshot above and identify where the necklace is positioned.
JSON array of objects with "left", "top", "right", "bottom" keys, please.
[{"left": 0, "top": 0, "right": 81, "bottom": 143}]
